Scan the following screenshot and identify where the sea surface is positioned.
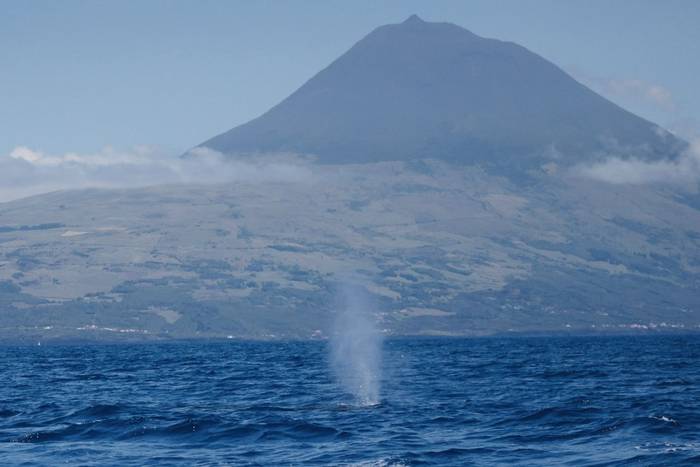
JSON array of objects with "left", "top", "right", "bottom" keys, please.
[{"left": 2, "top": 336, "right": 700, "bottom": 466}]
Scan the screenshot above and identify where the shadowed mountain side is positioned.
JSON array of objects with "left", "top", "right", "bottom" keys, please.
[{"left": 197, "top": 15, "right": 684, "bottom": 167}]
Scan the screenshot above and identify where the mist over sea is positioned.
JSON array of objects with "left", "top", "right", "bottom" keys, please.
[{"left": 2, "top": 336, "right": 700, "bottom": 465}]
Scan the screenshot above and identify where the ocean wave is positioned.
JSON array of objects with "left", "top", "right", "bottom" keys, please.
[{"left": 2, "top": 336, "right": 700, "bottom": 465}]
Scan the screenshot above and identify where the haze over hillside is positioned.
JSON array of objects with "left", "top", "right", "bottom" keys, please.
[{"left": 198, "top": 15, "right": 685, "bottom": 168}]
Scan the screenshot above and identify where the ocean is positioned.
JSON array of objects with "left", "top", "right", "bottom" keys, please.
[{"left": 2, "top": 336, "right": 699, "bottom": 465}]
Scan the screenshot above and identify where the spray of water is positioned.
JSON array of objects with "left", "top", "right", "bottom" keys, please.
[{"left": 329, "top": 283, "right": 383, "bottom": 406}]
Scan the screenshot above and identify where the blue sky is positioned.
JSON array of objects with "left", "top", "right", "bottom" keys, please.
[{"left": 2, "top": 0, "right": 699, "bottom": 157}]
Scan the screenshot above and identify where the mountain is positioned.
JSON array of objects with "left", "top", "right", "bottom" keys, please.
[
  {"left": 197, "top": 15, "right": 684, "bottom": 167},
  {"left": 1, "top": 17, "right": 698, "bottom": 343}
]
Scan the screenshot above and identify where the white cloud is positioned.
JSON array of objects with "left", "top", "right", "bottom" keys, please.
[
  {"left": 603, "top": 78, "right": 675, "bottom": 111},
  {"left": 181, "top": 147, "right": 313, "bottom": 184},
  {"left": 569, "top": 68, "right": 676, "bottom": 112},
  {"left": 0, "top": 145, "right": 313, "bottom": 203},
  {"left": 9, "top": 145, "right": 157, "bottom": 167},
  {"left": 575, "top": 139, "right": 700, "bottom": 185}
]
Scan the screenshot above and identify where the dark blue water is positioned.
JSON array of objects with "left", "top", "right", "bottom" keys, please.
[{"left": 2, "top": 336, "right": 700, "bottom": 466}]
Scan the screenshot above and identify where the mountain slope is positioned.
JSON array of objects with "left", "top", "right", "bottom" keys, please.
[
  {"left": 198, "top": 15, "right": 683, "bottom": 166},
  {"left": 1, "top": 163, "right": 699, "bottom": 342}
]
